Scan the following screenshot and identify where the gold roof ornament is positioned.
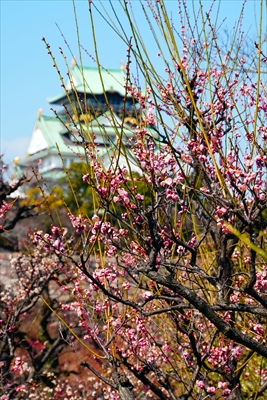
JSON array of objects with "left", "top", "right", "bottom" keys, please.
[
  {"left": 120, "top": 60, "right": 125, "bottom": 70},
  {"left": 124, "top": 117, "right": 138, "bottom": 125},
  {"left": 80, "top": 113, "right": 94, "bottom": 123},
  {"left": 71, "top": 56, "right": 77, "bottom": 68},
  {"left": 13, "top": 156, "right": 20, "bottom": 167},
  {"left": 36, "top": 108, "right": 43, "bottom": 119}
]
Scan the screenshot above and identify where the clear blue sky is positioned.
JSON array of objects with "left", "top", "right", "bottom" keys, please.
[{"left": 1, "top": 0, "right": 264, "bottom": 166}]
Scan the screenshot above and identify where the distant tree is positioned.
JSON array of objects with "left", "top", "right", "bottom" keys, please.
[
  {"left": 0, "top": 159, "right": 37, "bottom": 249},
  {"left": 61, "top": 161, "right": 152, "bottom": 217},
  {"left": 60, "top": 161, "right": 95, "bottom": 216}
]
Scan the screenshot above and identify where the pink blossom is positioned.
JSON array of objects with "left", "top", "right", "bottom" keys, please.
[
  {"left": 161, "top": 177, "right": 173, "bottom": 186},
  {"left": 207, "top": 386, "right": 216, "bottom": 393},
  {"left": 196, "top": 380, "right": 205, "bottom": 389},
  {"left": 218, "top": 381, "right": 229, "bottom": 389},
  {"left": 82, "top": 173, "right": 90, "bottom": 182},
  {"left": 135, "top": 193, "right": 144, "bottom": 200}
]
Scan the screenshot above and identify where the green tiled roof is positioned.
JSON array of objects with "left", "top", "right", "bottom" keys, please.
[
  {"left": 39, "top": 168, "right": 67, "bottom": 181},
  {"left": 20, "top": 111, "right": 137, "bottom": 167},
  {"left": 36, "top": 115, "right": 69, "bottom": 150},
  {"left": 17, "top": 116, "right": 84, "bottom": 171},
  {"left": 28, "top": 115, "right": 84, "bottom": 156},
  {"left": 48, "top": 65, "right": 128, "bottom": 104}
]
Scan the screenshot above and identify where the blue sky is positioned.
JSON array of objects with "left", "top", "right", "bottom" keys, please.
[{"left": 1, "top": 0, "right": 265, "bottom": 166}]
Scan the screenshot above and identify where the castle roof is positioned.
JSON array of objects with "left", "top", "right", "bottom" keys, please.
[
  {"left": 47, "top": 65, "right": 128, "bottom": 105},
  {"left": 27, "top": 115, "right": 75, "bottom": 156},
  {"left": 19, "top": 110, "right": 135, "bottom": 167}
]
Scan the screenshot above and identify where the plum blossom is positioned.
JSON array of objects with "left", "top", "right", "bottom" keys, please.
[{"left": 196, "top": 380, "right": 205, "bottom": 389}]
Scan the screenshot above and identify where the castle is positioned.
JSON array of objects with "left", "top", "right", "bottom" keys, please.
[{"left": 15, "top": 60, "right": 143, "bottom": 186}]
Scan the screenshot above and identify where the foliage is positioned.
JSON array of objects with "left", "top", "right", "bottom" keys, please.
[
  {"left": 62, "top": 161, "right": 152, "bottom": 217},
  {"left": 0, "top": 159, "right": 37, "bottom": 250},
  {"left": 60, "top": 161, "right": 95, "bottom": 216},
  {"left": 20, "top": 186, "right": 64, "bottom": 211},
  {"left": 1, "top": 1, "right": 267, "bottom": 399}
]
